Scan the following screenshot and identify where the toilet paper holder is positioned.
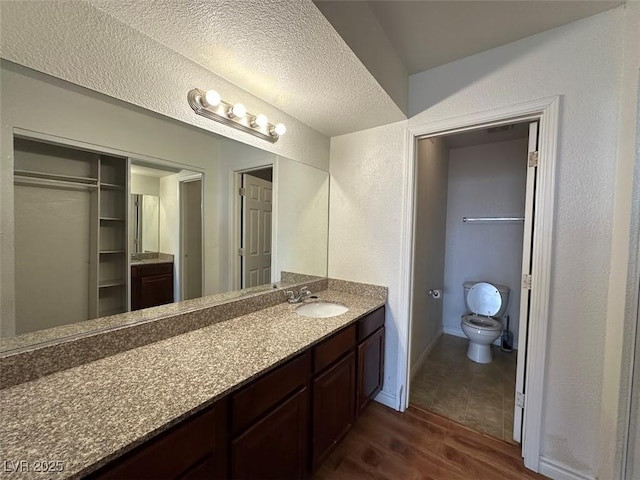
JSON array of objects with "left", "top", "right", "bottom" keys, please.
[{"left": 428, "top": 289, "right": 442, "bottom": 299}]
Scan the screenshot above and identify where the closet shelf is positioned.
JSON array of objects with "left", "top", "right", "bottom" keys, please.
[
  {"left": 100, "top": 217, "right": 125, "bottom": 222},
  {"left": 462, "top": 216, "right": 524, "bottom": 223},
  {"left": 99, "top": 250, "right": 125, "bottom": 254},
  {"left": 99, "top": 279, "right": 125, "bottom": 288},
  {"left": 14, "top": 169, "right": 98, "bottom": 184}
]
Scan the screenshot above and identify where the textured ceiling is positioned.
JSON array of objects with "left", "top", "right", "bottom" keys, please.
[
  {"left": 87, "top": 0, "right": 406, "bottom": 137},
  {"left": 317, "top": 0, "right": 623, "bottom": 74}
]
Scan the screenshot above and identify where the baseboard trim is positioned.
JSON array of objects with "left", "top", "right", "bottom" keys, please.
[
  {"left": 374, "top": 390, "right": 397, "bottom": 410},
  {"left": 538, "top": 456, "right": 595, "bottom": 480},
  {"left": 443, "top": 325, "right": 518, "bottom": 349},
  {"left": 410, "top": 328, "right": 443, "bottom": 380}
]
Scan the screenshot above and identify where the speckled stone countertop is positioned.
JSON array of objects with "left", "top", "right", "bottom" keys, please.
[
  {"left": 0, "top": 289, "right": 385, "bottom": 480},
  {"left": 130, "top": 252, "right": 174, "bottom": 266}
]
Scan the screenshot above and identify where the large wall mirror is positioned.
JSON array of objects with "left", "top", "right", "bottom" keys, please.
[{"left": 0, "top": 60, "right": 329, "bottom": 350}]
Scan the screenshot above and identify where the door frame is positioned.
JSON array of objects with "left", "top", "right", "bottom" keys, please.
[
  {"left": 231, "top": 165, "right": 276, "bottom": 290},
  {"left": 179, "top": 173, "right": 204, "bottom": 301},
  {"left": 398, "top": 96, "right": 560, "bottom": 472}
]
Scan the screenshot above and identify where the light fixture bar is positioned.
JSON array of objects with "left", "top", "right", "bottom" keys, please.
[{"left": 187, "top": 88, "right": 285, "bottom": 143}]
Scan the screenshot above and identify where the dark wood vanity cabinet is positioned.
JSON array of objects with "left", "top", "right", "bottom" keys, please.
[
  {"left": 131, "top": 262, "right": 174, "bottom": 311},
  {"left": 356, "top": 307, "right": 386, "bottom": 417},
  {"left": 88, "top": 306, "right": 385, "bottom": 480}
]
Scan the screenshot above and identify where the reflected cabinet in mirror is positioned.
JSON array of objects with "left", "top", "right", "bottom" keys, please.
[{"left": 0, "top": 60, "right": 329, "bottom": 348}]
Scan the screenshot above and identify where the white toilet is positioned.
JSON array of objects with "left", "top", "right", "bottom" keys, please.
[{"left": 461, "top": 281, "right": 510, "bottom": 364}]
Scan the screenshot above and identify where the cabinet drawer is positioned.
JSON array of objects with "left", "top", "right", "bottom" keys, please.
[
  {"left": 91, "top": 399, "right": 227, "bottom": 480},
  {"left": 357, "top": 307, "right": 385, "bottom": 342},
  {"left": 313, "top": 325, "right": 356, "bottom": 375},
  {"left": 132, "top": 262, "right": 173, "bottom": 277},
  {"left": 232, "top": 352, "right": 310, "bottom": 434}
]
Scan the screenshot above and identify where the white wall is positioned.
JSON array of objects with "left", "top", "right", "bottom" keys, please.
[
  {"left": 329, "top": 120, "right": 407, "bottom": 406},
  {"left": 276, "top": 157, "right": 329, "bottom": 280},
  {"left": 442, "top": 139, "right": 527, "bottom": 345},
  {"left": 131, "top": 174, "right": 160, "bottom": 196},
  {"left": 410, "top": 10, "right": 626, "bottom": 476},
  {"left": 329, "top": 6, "right": 630, "bottom": 476},
  {"left": 410, "top": 137, "right": 448, "bottom": 373}
]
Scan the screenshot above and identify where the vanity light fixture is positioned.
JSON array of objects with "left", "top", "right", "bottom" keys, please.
[{"left": 187, "top": 88, "right": 286, "bottom": 143}]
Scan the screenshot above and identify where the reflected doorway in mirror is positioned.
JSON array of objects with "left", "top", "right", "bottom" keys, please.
[{"left": 238, "top": 167, "right": 273, "bottom": 289}]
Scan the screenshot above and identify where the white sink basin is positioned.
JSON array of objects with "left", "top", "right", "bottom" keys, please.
[{"left": 296, "top": 302, "right": 349, "bottom": 318}]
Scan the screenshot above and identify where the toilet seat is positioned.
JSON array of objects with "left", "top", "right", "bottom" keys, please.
[{"left": 462, "top": 314, "right": 502, "bottom": 331}]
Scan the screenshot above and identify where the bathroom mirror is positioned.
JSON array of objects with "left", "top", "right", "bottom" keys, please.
[
  {"left": 0, "top": 60, "right": 329, "bottom": 350},
  {"left": 131, "top": 194, "right": 160, "bottom": 253}
]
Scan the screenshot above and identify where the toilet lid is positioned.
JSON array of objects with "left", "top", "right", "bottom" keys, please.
[{"left": 467, "top": 282, "right": 502, "bottom": 316}]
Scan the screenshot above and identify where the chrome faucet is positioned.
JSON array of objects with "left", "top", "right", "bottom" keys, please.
[{"left": 285, "top": 286, "right": 312, "bottom": 304}]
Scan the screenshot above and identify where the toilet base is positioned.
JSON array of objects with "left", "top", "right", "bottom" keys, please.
[{"left": 466, "top": 342, "right": 493, "bottom": 364}]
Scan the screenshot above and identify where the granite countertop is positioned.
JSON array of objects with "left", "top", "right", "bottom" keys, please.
[
  {"left": 0, "top": 289, "right": 385, "bottom": 479},
  {"left": 130, "top": 258, "right": 173, "bottom": 266},
  {"left": 130, "top": 252, "right": 174, "bottom": 266}
]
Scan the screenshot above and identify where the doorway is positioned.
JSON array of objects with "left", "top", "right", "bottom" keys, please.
[
  {"left": 237, "top": 167, "right": 273, "bottom": 289},
  {"left": 400, "top": 97, "right": 559, "bottom": 472},
  {"left": 408, "top": 121, "right": 534, "bottom": 445},
  {"left": 180, "top": 178, "right": 203, "bottom": 300}
]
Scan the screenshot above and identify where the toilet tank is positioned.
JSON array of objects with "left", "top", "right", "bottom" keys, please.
[{"left": 463, "top": 281, "right": 510, "bottom": 318}]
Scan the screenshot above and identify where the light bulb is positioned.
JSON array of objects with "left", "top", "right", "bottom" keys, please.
[
  {"left": 202, "top": 89, "right": 221, "bottom": 107},
  {"left": 253, "top": 114, "right": 268, "bottom": 128},
  {"left": 229, "top": 103, "right": 247, "bottom": 118},
  {"left": 273, "top": 123, "right": 286, "bottom": 136}
]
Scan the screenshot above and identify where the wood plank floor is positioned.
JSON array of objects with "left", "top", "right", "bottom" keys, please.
[{"left": 315, "top": 403, "right": 548, "bottom": 480}]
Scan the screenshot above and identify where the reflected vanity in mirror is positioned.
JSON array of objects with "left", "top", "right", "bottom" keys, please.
[{"left": 0, "top": 59, "right": 329, "bottom": 351}]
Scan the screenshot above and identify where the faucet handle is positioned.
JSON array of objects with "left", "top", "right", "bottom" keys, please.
[{"left": 285, "top": 290, "right": 295, "bottom": 300}]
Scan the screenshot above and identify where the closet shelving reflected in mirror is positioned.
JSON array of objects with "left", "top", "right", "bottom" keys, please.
[{"left": 12, "top": 137, "right": 129, "bottom": 334}]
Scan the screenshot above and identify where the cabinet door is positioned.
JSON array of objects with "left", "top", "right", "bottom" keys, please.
[
  {"left": 356, "top": 327, "right": 385, "bottom": 417},
  {"left": 312, "top": 351, "right": 356, "bottom": 468},
  {"left": 231, "top": 387, "right": 309, "bottom": 480},
  {"left": 139, "top": 273, "right": 173, "bottom": 309}
]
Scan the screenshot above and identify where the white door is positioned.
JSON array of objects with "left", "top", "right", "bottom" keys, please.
[
  {"left": 181, "top": 179, "right": 202, "bottom": 300},
  {"left": 241, "top": 174, "right": 272, "bottom": 288},
  {"left": 514, "top": 121, "right": 539, "bottom": 443}
]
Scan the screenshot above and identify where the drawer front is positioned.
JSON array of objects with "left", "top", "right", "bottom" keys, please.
[
  {"left": 357, "top": 307, "right": 385, "bottom": 343},
  {"left": 91, "top": 399, "right": 227, "bottom": 480},
  {"left": 232, "top": 351, "right": 310, "bottom": 434},
  {"left": 313, "top": 325, "right": 356, "bottom": 375},
  {"left": 133, "top": 262, "right": 173, "bottom": 277}
]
